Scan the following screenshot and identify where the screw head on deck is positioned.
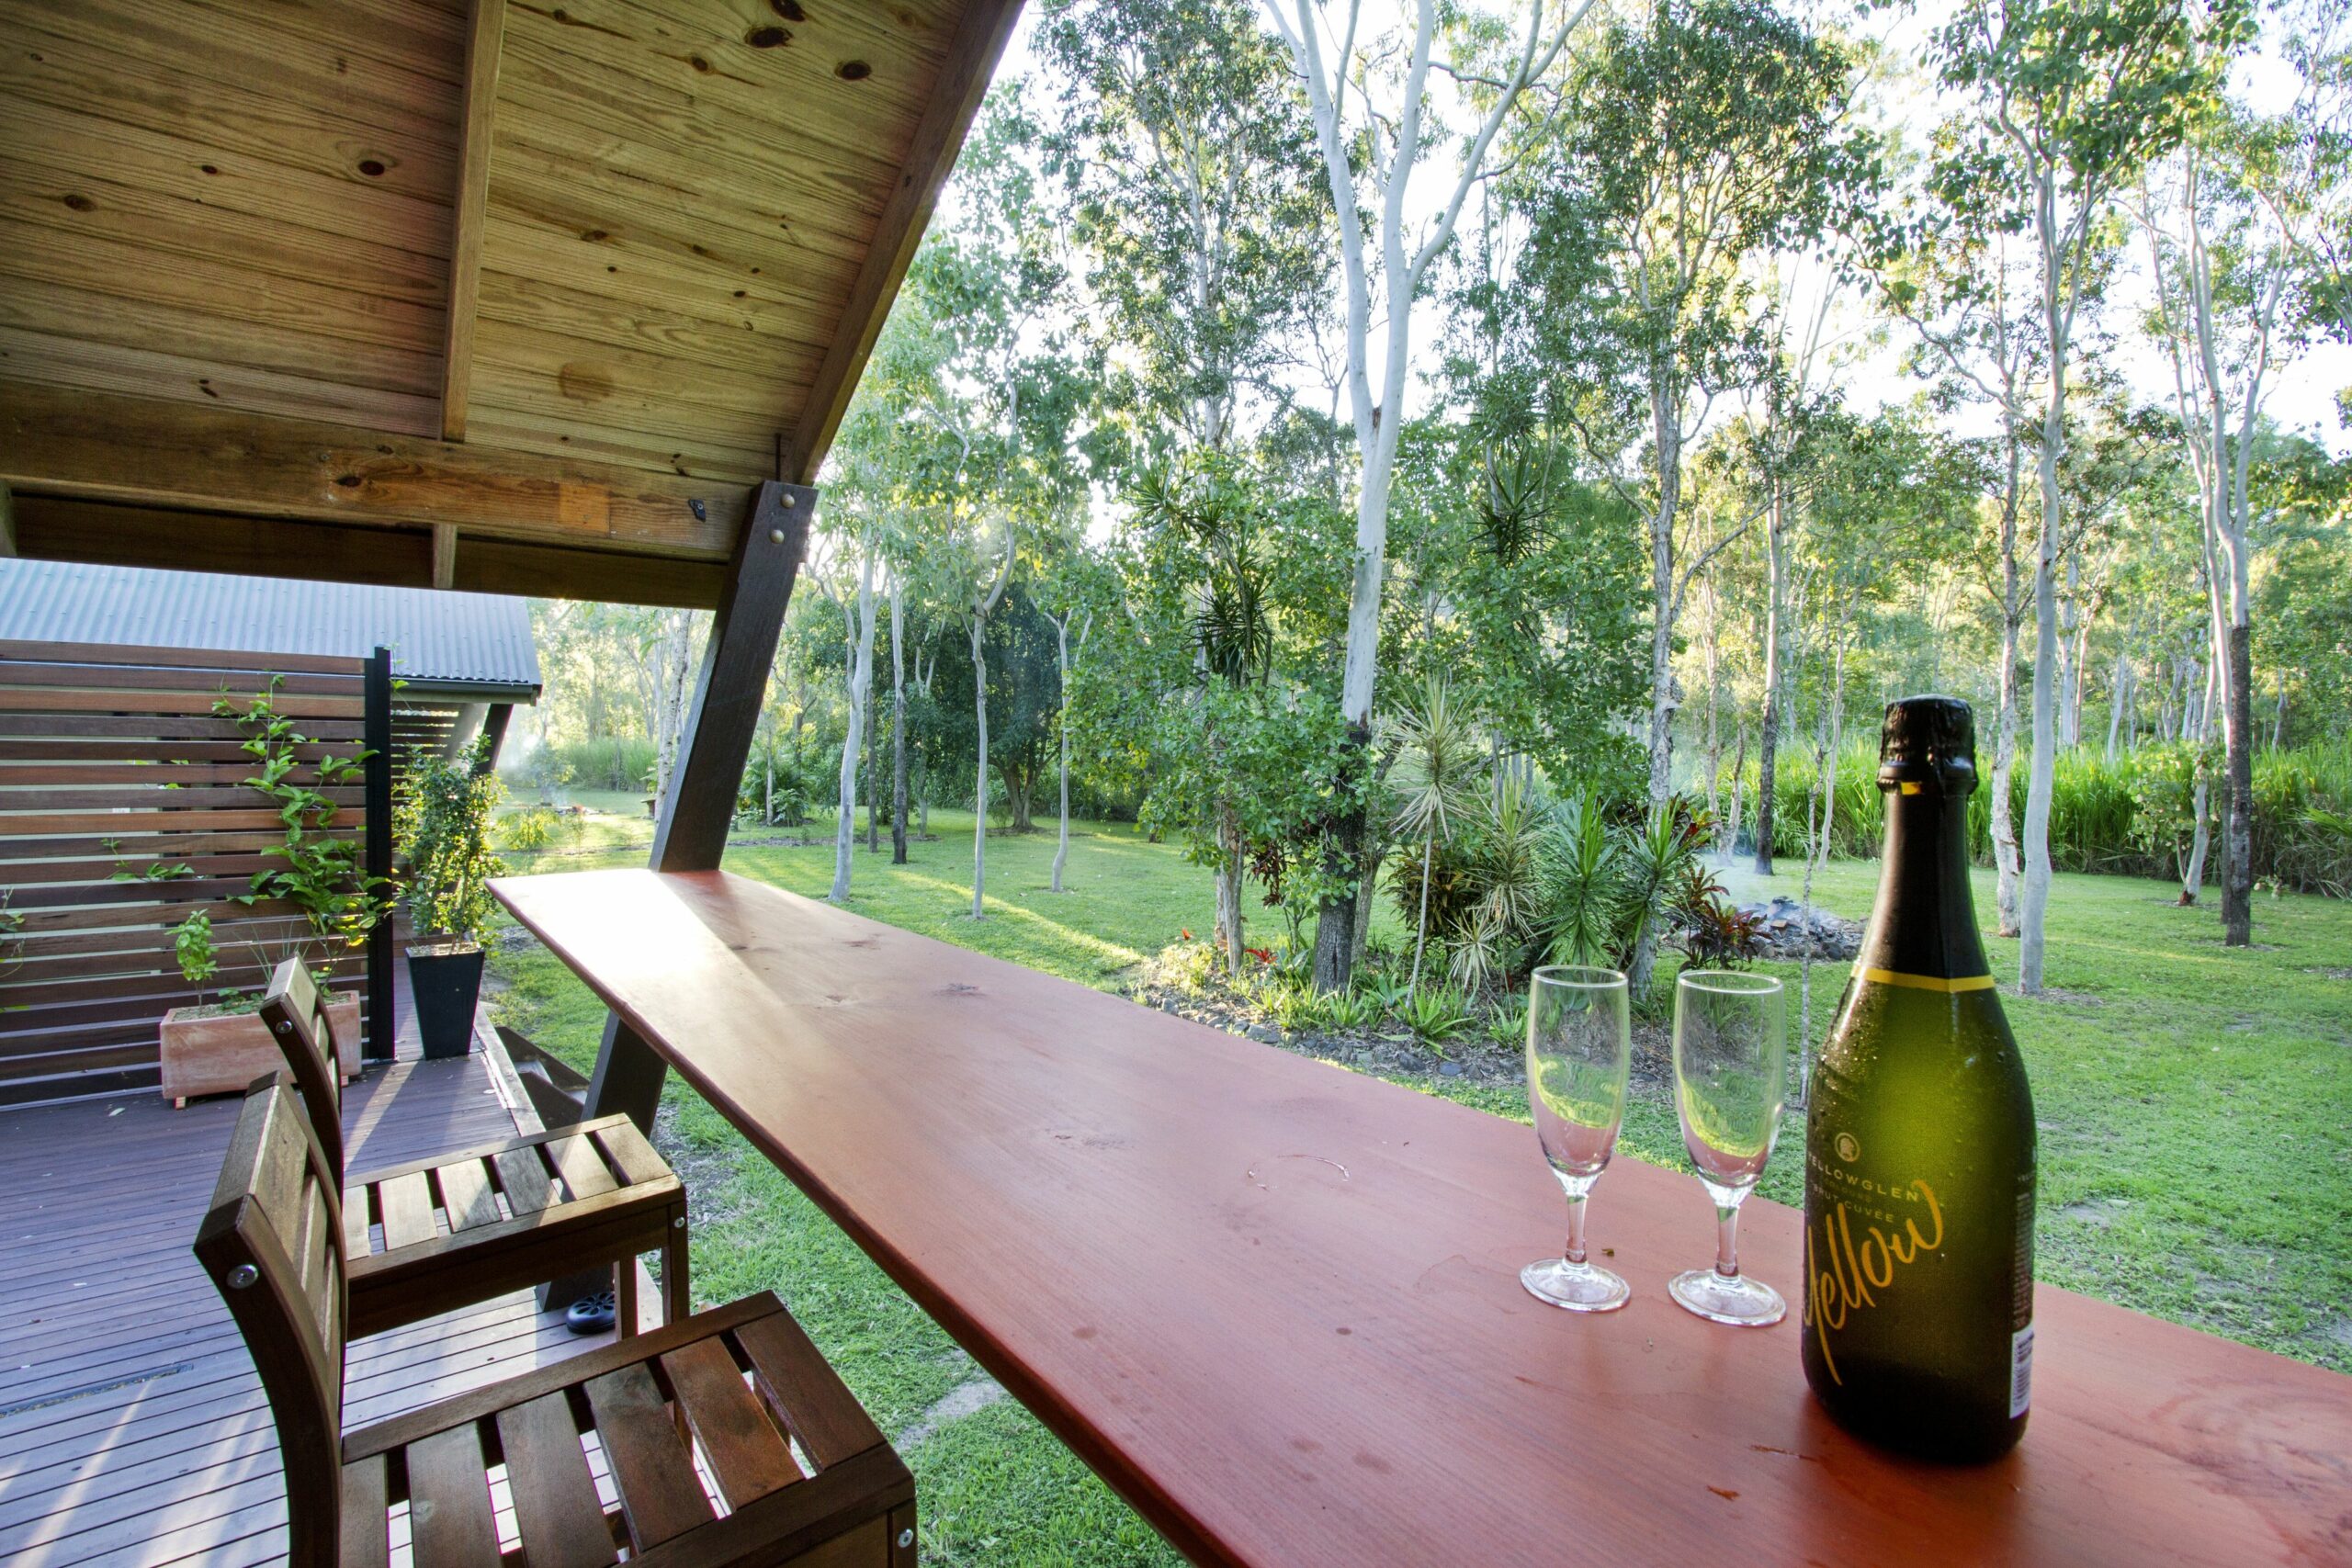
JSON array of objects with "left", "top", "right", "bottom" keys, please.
[
  {"left": 770, "top": 529, "right": 786, "bottom": 544},
  {"left": 898, "top": 1529, "right": 914, "bottom": 1549},
  {"left": 226, "top": 1264, "right": 259, "bottom": 1290},
  {"left": 673, "top": 1215, "right": 686, "bottom": 1228}
]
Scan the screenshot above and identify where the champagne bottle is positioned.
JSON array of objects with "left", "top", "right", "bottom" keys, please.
[{"left": 1802, "top": 694, "right": 2036, "bottom": 1461}]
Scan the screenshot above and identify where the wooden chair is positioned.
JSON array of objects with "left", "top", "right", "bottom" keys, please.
[
  {"left": 196, "top": 1077, "right": 917, "bottom": 1567},
  {"left": 257, "top": 959, "right": 689, "bottom": 1340}
]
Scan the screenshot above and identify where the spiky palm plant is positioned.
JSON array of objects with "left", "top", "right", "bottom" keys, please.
[
  {"left": 1388, "top": 675, "right": 1485, "bottom": 999},
  {"left": 1451, "top": 772, "right": 1550, "bottom": 989},
  {"left": 1542, "top": 792, "right": 1623, "bottom": 967}
]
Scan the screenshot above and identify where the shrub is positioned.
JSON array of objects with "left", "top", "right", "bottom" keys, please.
[
  {"left": 399, "top": 738, "right": 508, "bottom": 945},
  {"left": 1484, "top": 991, "right": 1530, "bottom": 1048},
  {"left": 1398, "top": 986, "right": 1474, "bottom": 1050},
  {"left": 501, "top": 805, "right": 563, "bottom": 853},
  {"left": 1715, "top": 738, "right": 2351, "bottom": 897}
]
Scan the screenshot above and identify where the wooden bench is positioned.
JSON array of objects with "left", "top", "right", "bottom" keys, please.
[
  {"left": 259, "top": 958, "right": 688, "bottom": 1337},
  {"left": 196, "top": 1075, "right": 916, "bottom": 1566}
]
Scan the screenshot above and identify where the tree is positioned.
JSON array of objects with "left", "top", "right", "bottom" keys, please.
[
  {"left": 1521, "top": 0, "right": 1871, "bottom": 810},
  {"left": 1039, "top": 0, "right": 1323, "bottom": 452},
  {"left": 814, "top": 536, "right": 880, "bottom": 904},
  {"left": 2133, "top": 27, "right": 2330, "bottom": 942},
  {"left": 1266, "top": 0, "right": 1589, "bottom": 991},
  {"left": 1929, "top": 0, "right": 2233, "bottom": 991}
]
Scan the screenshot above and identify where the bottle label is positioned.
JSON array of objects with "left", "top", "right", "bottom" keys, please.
[
  {"left": 1801, "top": 1168, "right": 1946, "bottom": 1387},
  {"left": 2008, "top": 1325, "right": 2034, "bottom": 1416},
  {"left": 1859, "top": 967, "right": 1995, "bottom": 993}
]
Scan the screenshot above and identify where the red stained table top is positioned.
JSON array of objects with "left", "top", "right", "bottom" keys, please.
[{"left": 495, "top": 868, "right": 2351, "bottom": 1568}]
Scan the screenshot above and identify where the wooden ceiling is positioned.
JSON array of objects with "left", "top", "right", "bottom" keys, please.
[{"left": 0, "top": 0, "right": 1022, "bottom": 606}]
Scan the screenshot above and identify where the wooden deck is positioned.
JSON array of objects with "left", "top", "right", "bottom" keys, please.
[{"left": 0, "top": 1033, "right": 626, "bottom": 1567}]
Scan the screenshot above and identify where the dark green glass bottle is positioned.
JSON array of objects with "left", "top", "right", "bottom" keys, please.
[{"left": 1802, "top": 694, "right": 2036, "bottom": 1461}]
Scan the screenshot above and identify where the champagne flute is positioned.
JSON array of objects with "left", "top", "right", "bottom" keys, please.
[
  {"left": 1668, "top": 970, "right": 1788, "bottom": 1326},
  {"left": 1521, "top": 965, "right": 1633, "bottom": 1313}
]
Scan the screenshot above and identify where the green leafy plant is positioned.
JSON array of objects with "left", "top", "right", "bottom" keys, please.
[
  {"left": 212, "top": 682, "right": 392, "bottom": 954},
  {"left": 1319, "top": 987, "right": 1381, "bottom": 1032},
  {"left": 501, "top": 805, "right": 563, "bottom": 853},
  {"left": 397, "top": 736, "right": 509, "bottom": 947},
  {"left": 173, "top": 910, "right": 220, "bottom": 987},
  {"left": 1484, "top": 990, "right": 1531, "bottom": 1047},
  {"left": 1398, "top": 985, "right": 1474, "bottom": 1052}
]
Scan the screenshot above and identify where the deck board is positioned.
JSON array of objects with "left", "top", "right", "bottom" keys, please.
[{"left": 0, "top": 1022, "right": 627, "bottom": 1568}]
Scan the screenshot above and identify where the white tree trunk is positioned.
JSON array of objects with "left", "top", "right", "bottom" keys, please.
[
  {"left": 1051, "top": 616, "right": 1072, "bottom": 894},
  {"left": 1645, "top": 375, "right": 1680, "bottom": 807},
  {"left": 830, "top": 552, "right": 876, "bottom": 903},
  {"left": 2018, "top": 414, "right": 2062, "bottom": 994},
  {"left": 970, "top": 616, "right": 990, "bottom": 919}
]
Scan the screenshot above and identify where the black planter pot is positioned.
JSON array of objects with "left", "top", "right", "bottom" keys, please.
[{"left": 406, "top": 942, "right": 485, "bottom": 1059}]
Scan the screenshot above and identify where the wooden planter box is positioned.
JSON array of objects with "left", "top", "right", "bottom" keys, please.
[{"left": 161, "top": 992, "right": 361, "bottom": 1108}]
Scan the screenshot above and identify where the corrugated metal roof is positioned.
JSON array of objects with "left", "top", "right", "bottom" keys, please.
[{"left": 0, "top": 559, "right": 540, "bottom": 698}]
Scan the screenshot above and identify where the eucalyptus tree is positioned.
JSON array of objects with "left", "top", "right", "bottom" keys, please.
[
  {"left": 1928, "top": 0, "right": 2234, "bottom": 991},
  {"left": 2132, "top": 20, "right": 2338, "bottom": 942},
  {"left": 1264, "top": 0, "right": 1591, "bottom": 991},
  {"left": 1508, "top": 0, "right": 1871, "bottom": 808},
  {"left": 1038, "top": 0, "right": 1323, "bottom": 453}
]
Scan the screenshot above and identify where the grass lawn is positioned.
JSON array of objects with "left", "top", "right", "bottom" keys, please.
[{"left": 485, "top": 798, "right": 2352, "bottom": 1566}]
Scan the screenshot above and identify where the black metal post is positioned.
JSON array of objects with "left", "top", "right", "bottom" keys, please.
[{"left": 363, "top": 646, "right": 396, "bottom": 1063}]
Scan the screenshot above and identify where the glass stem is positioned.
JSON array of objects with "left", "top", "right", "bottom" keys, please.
[
  {"left": 1565, "top": 1192, "right": 1590, "bottom": 1266},
  {"left": 1714, "top": 1201, "right": 1742, "bottom": 1280}
]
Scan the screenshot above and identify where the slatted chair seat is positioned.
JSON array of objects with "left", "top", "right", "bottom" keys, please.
[
  {"left": 259, "top": 958, "right": 688, "bottom": 1337},
  {"left": 343, "top": 1113, "right": 684, "bottom": 1340},
  {"left": 198, "top": 1077, "right": 915, "bottom": 1567}
]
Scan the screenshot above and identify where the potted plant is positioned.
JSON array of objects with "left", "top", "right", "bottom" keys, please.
[
  {"left": 157, "top": 912, "right": 362, "bottom": 1106},
  {"left": 398, "top": 736, "right": 507, "bottom": 1058}
]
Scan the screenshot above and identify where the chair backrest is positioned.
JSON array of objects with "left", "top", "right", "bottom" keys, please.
[
  {"left": 257, "top": 957, "right": 344, "bottom": 1181},
  {"left": 194, "top": 1077, "right": 347, "bottom": 1567}
]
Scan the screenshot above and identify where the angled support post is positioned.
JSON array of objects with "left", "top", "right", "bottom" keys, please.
[{"left": 584, "top": 481, "right": 813, "bottom": 1133}]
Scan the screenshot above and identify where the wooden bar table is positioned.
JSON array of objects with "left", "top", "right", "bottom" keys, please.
[{"left": 495, "top": 868, "right": 2352, "bottom": 1568}]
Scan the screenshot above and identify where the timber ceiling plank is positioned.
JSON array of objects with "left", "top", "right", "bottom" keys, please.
[
  {"left": 0, "top": 288, "right": 443, "bottom": 434},
  {"left": 485, "top": 69, "right": 881, "bottom": 265},
  {"left": 465, "top": 322, "right": 810, "bottom": 439},
  {"left": 508, "top": 0, "right": 937, "bottom": 177},
  {"left": 2, "top": 6, "right": 462, "bottom": 205},
  {"left": 477, "top": 207, "right": 849, "bottom": 336},
  {"left": 0, "top": 98, "right": 455, "bottom": 262},
  {"left": 0, "top": 155, "right": 451, "bottom": 312},
  {"left": 0, "top": 326, "right": 444, "bottom": 439}
]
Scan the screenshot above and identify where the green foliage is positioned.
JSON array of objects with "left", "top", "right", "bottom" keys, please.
[
  {"left": 398, "top": 737, "right": 508, "bottom": 945},
  {"left": 536, "top": 736, "right": 653, "bottom": 794},
  {"left": 501, "top": 805, "right": 569, "bottom": 854},
  {"left": 1483, "top": 990, "right": 1532, "bottom": 1048},
  {"left": 212, "top": 682, "right": 390, "bottom": 956},
  {"left": 173, "top": 910, "right": 219, "bottom": 987},
  {"left": 1396, "top": 985, "right": 1474, "bottom": 1052}
]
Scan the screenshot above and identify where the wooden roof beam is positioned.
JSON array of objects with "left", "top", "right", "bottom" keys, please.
[
  {"left": 439, "top": 0, "right": 508, "bottom": 443},
  {"left": 780, "top": 0, "right": 1027, "bottom": 486},
  {"left": 0, "top": 383, "right": 744, "bottom": 558}
]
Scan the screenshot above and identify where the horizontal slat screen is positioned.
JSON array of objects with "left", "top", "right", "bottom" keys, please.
[{"left": 0, "top": 641, "right": 391, "bottom": 1103}]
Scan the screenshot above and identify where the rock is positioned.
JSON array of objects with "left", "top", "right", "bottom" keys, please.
[
  {"left": 1439, "top": 1060, "right": 1463, "bottom": 1077},
  {"left": 1354, "top": 1051, "right": 1377, "bottom": 1066},
  {"left": 1726, "top": 897, "right": 1863, "bottom": 961},
  {"left": 1245, "top": 1024, "right": 1280, "bottom": 1043}
]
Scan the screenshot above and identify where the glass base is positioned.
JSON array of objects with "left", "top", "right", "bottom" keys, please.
[
  {"left": 1668, "top": 1267, "right": 1785, "bottom": 1326},
  {"left": 1521, "top": 1257, "right": 1631, "bottom": 1313}
]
